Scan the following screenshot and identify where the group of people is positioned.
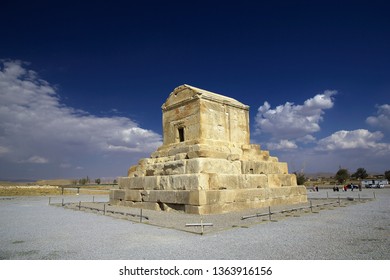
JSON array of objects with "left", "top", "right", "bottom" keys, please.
[
  {"left": 313, "top": 184, "right": 363, "bottom": 192},
  {"left": 332, "top": 184, "right": 362, "bottom": 192}
]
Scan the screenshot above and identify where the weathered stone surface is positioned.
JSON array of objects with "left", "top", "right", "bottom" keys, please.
[
  {"left": 186, "top": 158, "right": 241, "bottom": 175},
  {"left": 109, "top": 189, "right": 125, "bottom": 201},
  {"left": 110, "top": 85, "right": 307, "bottom": 214}
]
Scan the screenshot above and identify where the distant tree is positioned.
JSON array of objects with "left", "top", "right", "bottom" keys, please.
[
  {"left": 351, "top": 168, "right": 368, "bottom": 179},
  {"left": 385, "top": 170, "right": 390, "bottom": 181},
  {"left": 113, "top": 179, "right": 117, "bottom": 184},
  {"left": 71, "top": 179, "right": 78, "bottom": 185},
  {"left": 95, "top": 178, "right": 101, "bottom": 185},
  {"left": 294, "top": 172, "right": 306, "bottom": 185},
  {"left": 335, "top": 168, "right": 350, "bottom": 184},
  {"left": 79, "top": 178, "right": 87, "bottom": 185}
]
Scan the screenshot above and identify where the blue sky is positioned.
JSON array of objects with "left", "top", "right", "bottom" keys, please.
[{"left": 0, "top": 0, "right": 389, "bottom": 181}]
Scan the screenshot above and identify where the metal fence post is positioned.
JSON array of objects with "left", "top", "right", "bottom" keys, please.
[{"left": 268, "top": 206, "right": 271, "bottom": 221}]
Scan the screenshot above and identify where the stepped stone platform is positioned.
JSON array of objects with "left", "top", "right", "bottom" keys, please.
[{"left": 110, "top": 85, "right": 307, "bottom": 214}]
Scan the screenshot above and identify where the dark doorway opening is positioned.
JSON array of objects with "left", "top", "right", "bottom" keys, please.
[{"left": 178, "top": 127, "right": 185, "bottom": 142}]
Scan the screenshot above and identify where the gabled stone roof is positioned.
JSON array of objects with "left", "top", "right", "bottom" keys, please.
[{"left": 162, "top": 84, "right": 249, "bottom": 110}]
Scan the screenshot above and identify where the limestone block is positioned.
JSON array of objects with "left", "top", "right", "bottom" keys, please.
[
  {"left": 239, "top": 174, "right": 269, "bottom": 189},
  {"left": 127, "top": 165, "right": 137, "bottom": 176},
  {"left": 267, "top": 174, "right": 297, "bottom": 187},
  {"left": 145, "top": 168, "right": 156, "bottom": 176},
  {"left": 151, "top": 149, "right": 168, "bottom": 158},
  {"left": 175, "top": 190, "right": 191, "bottom": 204},
  {"left": 143, "top": 190, "right": 168, "bottom": 203},
  {"left": 279, "top": 174, "right": 297, "bottom": 186},
  {"left": 268, "top": 156, "right": 278, "bottom": 162},
  {"left": 124, "top": 190, "right": 142, "bottom": 202},
  {"left": 269, "top": 187, "right": 292, "bottom": 198},
  {"left": 167, "top": 145, "right": 191, "bottom": 156},
  {"left": 289, "top": 173, "right": 298, "bottom": 186},
  {"left": 128, "top": 165, "right": 146, "bottom": 177},
  {"left": 130, "top": 177, "right": 146, "bottom": 189},
  {"left": 159, "top": 176, "right": 170, "bottom": 190},
  {"left": 188, "top": 189, "right": 269, "bottom": 206},
  {"left": 232, "top": 189, "right": 268, "bottom": 203},
  {"left": 138, "top": 158, "right": 153, "bottom": 166},
  {"left": 275, "top": 162, "right": 288, "bottom": 174},
  {"left": 156, "top": 154, "right": 173, "bottom": 162},
  {"left": 241, "top": 145, "right": 263, "bottom": 160},
  {"left": 227, "top": 154, "right": 240, "bottom": 161},
  {"left": 143, "top": 190, "right": 190, "bottom": 204},
  {"left": 149, "top": 163, "right": 161, "bottom": 175},
  {"left": 187, "top": 149, "right": 228, "bottom": 159},
  {"left": 188, "top": 190, "right": 232, "bottom": 205},
  {"left": 161, "top": 160, "right": 186, "bottom": 175},
  {"left": 241, "top": 161, "right": 288, "bottom": 175},
  {"left": 168, "top": 174, "right": 210, "bottom": 190},
  {"left": 267, "top": 174, "right": 281, "bottom": 187},
  {"left": 186, "top": 158, "right": 241, "bottom": 175},
  {"left": 110, "top": 189, "right": 125, "bottom": 200},
  {"left": 208, "top": 174, "right": 268, "bottom": 190},
  {"left": 268, "top": 186, "right": 306, "bottom": 201},
  {"left": 208, "top": 174, "right": 240, "bottom": 190},
  {"left": 261, "top": 150, "right": 270, "bottom": 160},
  {"left": 267, "top": 162, "right": 288, "bottom": 174},
  {"left": 174, "top": 153, "right": 188, "bottom": 160},
  {"left": 118, "top": 177, "right": 142, "bottom": 190},
  {"left": 118, "top": 176, "right": 161, "bottom": 190},
  {"left": 290, "top": 185, "right": 307, "bottom": 196},
  {"left": 193, "top": 142, "right": 237, "bottom": 154},
  {"left": 143, "top": 176, "right": 161, "bottom": 190}
]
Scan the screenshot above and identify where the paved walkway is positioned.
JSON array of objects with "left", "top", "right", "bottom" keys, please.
[{"left": 0, "top": 188, "right": 389, "bottom": 259}]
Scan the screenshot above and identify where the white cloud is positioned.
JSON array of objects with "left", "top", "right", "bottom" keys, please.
[
  {"left": 366, "top": 104, "right": 390, "bottom": 131},
  {"left": 269, "top": 129, "right": 389, "bottom": 174},
  {"left": 253, "top": 92, "right": 389, "bottom": 174},
  {"left": 296, "top": 135, "right": 316, "bottom": 144},
  {"left": 0, "top": 60, "right": 162, "bottom": 179},
  {"left": 266, "top": 139, "right": 298, "bottom": 150},
  {"left": 255, "top": 90, "right": 336, "bottom": 141},
  {"left": 21, "top": 156, "right": 49, "bottom": 164},
  {"left": 60, "top": 163, "right": 72, "bottom": 169},
  {"left": 316, "top": 129, "right": 390, "bottom": 152},
  {"left": 0, "top": 146, "right": 10, "bottom": 155}
]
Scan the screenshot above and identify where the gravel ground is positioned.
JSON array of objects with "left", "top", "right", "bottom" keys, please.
[{"left": 0, "top": 188, "right": 389, "bottom": 260}]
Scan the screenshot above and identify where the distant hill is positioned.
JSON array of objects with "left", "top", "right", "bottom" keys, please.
[
  {"left": 305, "top": 171, "right": 385, "bottom": 180},
  {"left": 305, "top": 172, "right": 335, "bottom": 179},
  {"left": 0, "top": 178, "right": 36, "bottom": 183},
  {"left": 35, "top": 179, "right": 74, "bottom": 186}
]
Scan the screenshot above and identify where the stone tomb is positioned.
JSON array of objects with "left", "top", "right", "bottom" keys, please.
[{"left": 110, "top": 85, "right": 307, "bottom": 214}]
